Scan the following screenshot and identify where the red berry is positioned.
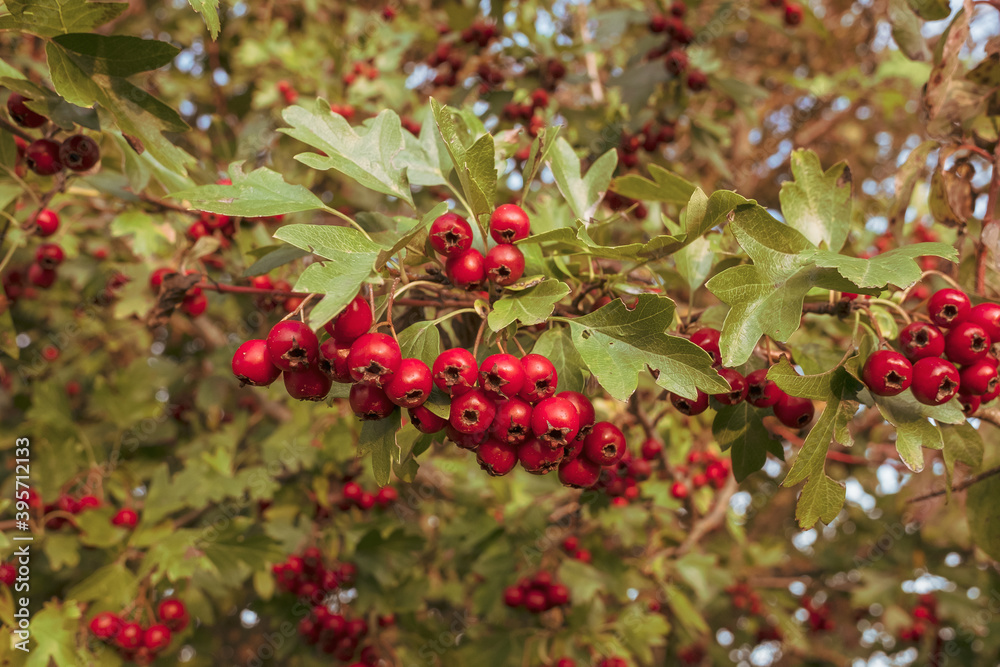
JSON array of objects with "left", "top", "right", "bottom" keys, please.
[
  {"left": 959, "top": 302, "right": 1000, "bottom": 342},
  {"left": 114, "top": 622, "right": 143, "bottom": 650},
  {"left": 650, "top": 14, "right": 668, "bottom": 31},
  {"left": 784, "top": 2, "right": 804, "bottom": 25},
  {"left": 556, "top": 391, "right": 595, "bottom": 439},
  {"left": 409, "top": 405, "right": 447, "bottom": 433},
  {"left": 27, "top": 262, "right": 56, "bottom": 288},
  {"left": 489, "top": 204, "right": 531, "bottom": 243},
  {"left": 284, "top": 366, "right": 333, "bottom": 401},
  {"left": 899, "top": 322, "right": 946, "bottom": 361},
  {"left": 34, "top": 208, "right": 60, "bottom": 237},
  {"left": 429, "top": 212, "right": 473, "bottom": 255},
  {"left": 77, "top": 495, "right": 100, "bottom": 510},
  {"left": 582, "top": 422, "right": 626, "bottom": 466},
  {"left": 518, "top": 354, "right": 558, "bottom": 403},
  {"left": 479, "top": 353, "right": 526, "bottom": 401},
  {"left": 530, "top": 396, "right": 581, "bottom": 448},
  {"left": 862, "top": 350, "right": 913, "bottom": 397},
  {"left": 911, "top": 357, "right": 961, "bottom": 406},
  {"left": 670, "top": 0, "right": 687, "bottom": 16},
  {"left": 959, "top": 393, "right": 981, "bottom": 416},
  {"left": 641, "top": 438, "right": 663, "bottom": 460},
  {"left": 485, "top": 244, "right": 525, "bottom": 286},
  {"left": 445, "top": 248, "right": 486, "bottom": 288},
  {"left": 772, "top": 394, "right": 815, "bottom": 429},
  {"left": 670, "top": 390, "right": 709, "bottom": 416},
  {"left": 89, "top": 612, "right": 122, "bottom": 639},
  {"left": 665, "top": 49, "right": 689, "bottom": 75},
  {"left": 267, "top": 320, "right": 320, "bottom": 372},
  {"left": 504, "top": 586, "right": 525, "bottom": 607},
  {"left": 959, "top": 359, "right": 999, "bottom": 396},
  {"left": 546, "top": 583, "right": 571, "bottom": 606},
  {"left": 347, "top": 332, "right": 402, "bottom": 386},
  {"left": 713, "top": 368, "right": 748, "bottom": 405},
  {"left": 157, "top": 599, "right": 189, "bottom": 632},
  {"left": 686, "top": 70, "right": 708, "bottom": 92},
  {"left": 233, "top": 339, "right": 282, "bottom": 387},
  {"left": 7, "top": 93, "right": 47, "bottom": 127},
  {"left": 670, "top": 482, "right": 689, "bottom": 499},
  {"left": 491, "top": 397, "right": 533, "bottom": 445},
  {"left": 385, "top": 358, "right": 433, "bottom": 408},
  {"left": 945, "top": 321, "right": 991, "bottom": 366},
  {"left": 180, "top": 290, "right": 208, "bottom": 317},
  {"left": 432, "top": 347, "right": 478, "bottom": 396},
  {"left": 450, "top": 388, "right": 497, "bottom": 434},
  {"left": 25, "top": 138, "right": 63, "bottom": 175},
  {"left": 746, "top": 368, "right": 787, "bottom": 408},
  {"left": 143, "top": 624, "right": 172, "bottom": 652},
  {"left": 323, "top": 295, "right": 373, "bottom": 343},
  {"left": 35, "top": 243, "right": 64, "bottom": 269},
  {"left": 928, "top": 289, "right": 971, "bottom": 329},
  {"left": 446, "top": 423, "right": 488, "bottom": 450},
  {"left": 318, "top": 337, "right": 353, "bottom": 383},
  {"left": 375, "top": 486, "right": 398, "bottom": 507},
  {"left": 518, "top": 437, "right": 564, "bottom": 474},
  {"left": 477, "top": 438, "right": 518, "bottom": 476},
  {"left": 562, "top": 536, "right": 579, "bottom": 552},
  {"left": 689, "top": 328, "right": 722, "bottom": 366},
  {"left": 59, "top": 134, "right": 100, "bottom": 171},
  {"left": 349, "top": 383, "right": 395, "bottom": 419}
]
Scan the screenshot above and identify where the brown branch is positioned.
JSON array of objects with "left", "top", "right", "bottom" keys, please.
[
  {"left": 195, "top": 281, "right": 309, "bottom": 298},
  {"left": 0, "top": 118, "right": 33, "bottom": 142},
  {"left": 976, "top": 144, "right": 1000, "bottom": 294},
  {"left": 908, "top": 465, "right": 1000, "bottom": 503},
  {"left": 671, "top": 476, "right": 738, "bottom": 557}
]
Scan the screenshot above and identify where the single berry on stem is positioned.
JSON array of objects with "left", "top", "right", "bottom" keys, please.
[
  {"left": 432, "top": 348, "right": 478, "bottom": 396},
  {"left": 519, "top": 354, "right": 558, "bottom": 403},
  {"left": 384, "top": 358, "right": 433, "bottom": 408},
  {"left": 928, "top": 288, "right": 971, "bottom": 329},
  {"left": 489, "top": 204, "right": 531, "bottom": 243},
  {"left": 266, "top": 321, "right": 319, "bottom": 373},
  {"left": 449, "top": 388, "right": 497, "bottom": 434},
  {"left": 671, "top": 390, "right": 709, "bottom": 416},
  {"left": 944, "top": 321, "right": 990, "bottom": 366},
  {"left": 862, "top": 350, "right": 913, "bottom": 397},
  {"left": 347, "top": 332, "right": 402, "bottom": 386},
  {"left": 772, "top": 394, "right": 815, "bottom": 429},
  {"left": 485, "top": 244, "right": 526, "bottom": 286},
  {"left": 284, "top": 366, "right": 333, "bottom": 401},
  {"left": 910, "top": 357, "right": 961, "bottom": 406},
  {"left": 530, "top": 396, "right": 581, "bottom": 448},
  {"left": 429, "top": 212, "right": 473, "bottom": 255},
  {"left": 713, "top": 368, "right": 748, "bottom": 405},
  {"left": 898, "top": 322, "right": 945, "bottom": 361},
  {"left": 233, "top": 339, "right": 282, "bottom": 387},
  {"left": 478, "top": 353, "right": 526, "bottom": 401}
]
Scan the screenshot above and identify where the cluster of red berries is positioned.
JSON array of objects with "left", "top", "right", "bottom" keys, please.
[
  {"left": 592, "top": 443, "right": 654, "bottom": 505},
  {"left": 727, "top": 581, "right": 765, "bottom": 616},
  {"left": 313, "top": 478, "right": 398, "bottom": 518},
  {"left": 801, "top": 596, "right": 835, "bottom": 633},
  {"left": 503, "top": 89, "right": 550, "bottom": 139},
  {"left": 604, "top": 191, "right": 649, "bottom": 220},
  {"left": 273, "top": 548, "right": 357, "bottom": 600},
  {"left": 149, "top": 268, "right": 208, "bottom": 317},
  {"left": 343, "top": 59, "right": 380, "bottom": 87},
  {"left": 560, "top": 536, "right": 592, "bottom": 563},
  {"left": 861, "top": 289, "right": 999, "bottom": 413},
  {"left": 503, "top": 572, "right": 571, "bottom": 613},
  {"left": 7, "top": 94, "right": 101, "bottom": 175},
  {"left": 678, "top": 644, "right": 707, "bottom": 664},
  {"left": 670, "top": 450, "right": 732, "bottom": 499},
  {"left": 88, "top": 599, "right": 188, "bottom": 665},
  {"left": 617, "top": 121, "right": 676, "bottom": 168},
  {"left": 247, "top": 274, "right": 302, "bottom": 314},
  {"left": 296, "top": 606, "right": 380, "bottom": 663},
  {"left": 2, "top": 207, "right": 67, "bottom": 299},
  {"left": 671, "top": 327, "right": 817, "bottom": 429},
  {"left": 42, "top": 491, "right": 101, "bottom": 529},
  {"left": 766, "top": 0, "right": 806, "bottom": 27},
  {"left": 648, "top": 2, "right": 708, "bottom": 92},
  {"left": 899, "top": 594, "right": 940, "bottom": 642},
  {"left": 433, "top": 204, "right": 530, "bottom": 289}
]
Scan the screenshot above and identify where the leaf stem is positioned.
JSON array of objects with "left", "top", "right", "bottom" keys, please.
[
  {"left": 870, "top": 298, "right": 912, "bottom": 325},
  {"left": 324, "top": 205, "right": 375, "bottom": 243},
  {"left": 430, "top": 307, "right": 477, "bottom": 326}
]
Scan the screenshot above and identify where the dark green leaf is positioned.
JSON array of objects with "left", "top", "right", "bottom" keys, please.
[
  {"left": 530, "top": 326, "right": 588, "bottom": 394},
  {"left": 398, "top": 321, "right": 442, "bottom": 368},
  {"left": 52, "top": 34, "right": 178, "bottom": 76},
  {"left": 1, "top": 0, "right": 127, "bottom": 37},
  {"left": 610, "top": 164, "right": 696, "bottom": 204},
  {"left": 358, "top": 410, "right": 403, "bottom": 486},
  {"left": 713, "top": 402, "right": 773, "bottom": 482},
  {"left": 169, "top": 163, "right": 327, "bottom": 217}
]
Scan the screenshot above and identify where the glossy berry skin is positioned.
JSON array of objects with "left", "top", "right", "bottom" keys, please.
[
  {"left": 670, "top": 390, "right": 709, "bottom": 416},
  {"left": 449, "top": 388, "right": 497, "bottom": 434},
  {"left": 157, "top": 600, "right": 189, "bottom": 632},
  {"left": 89, "top": 612, "right": 121, "bottom": 640},
  {"left": 35, "top": 243, "right": 64, "bottom": 269},
  {"left": 517, "top": 438, "right": 564, "bottom": 474},
  {"left": 959, "top": 359, "right": 999, "bottom": 396},
  {"left": 233, "top": 339, "right": 282, "bottom": 387},
  {"left": 491, "top": 397, "right": 533, "bottom": 445},
  {"left": 114, "top": 622, "right": 143, "bottom": 650},
  {"left": 284, "top": 366, "right": 333, "bottom": 401},
  {"left": 318, "top": 338, "right": 353, "bottom": 383},
  {"left": 959, "top": 393, "right": 981, "bottom": 416},
  {"left": 181, "top": 291, "right": 208, "bottom": 317},
  {"left": 928, "top": 289, "right": 971, "bottom": 329},
  {"left": 479, "top": 353, "right": 526, "bottom": 401},
  {"left": 143, "top": 625, "right": 172, "bottom": 652},
  {"left": 34, "top": 208, "right": 60, "bottom": 237},
  {"left": 557, "top": 391, "right": 595, "bottom": 439},
  {"left": 446, "top": 424, "right": 487, "bottom": 450},
  {"left": 429, "top": 212, "right": 473, "bottom": 255},
  {"left": 432, "top": 348, "right": 478, "bottom": 396},
  {"left": 111, "top": 508, "right": 138, "bottom": 528},
  {"left": 267, "top": 321, "right": 320, "bottom": 372},
  {"left": 518, "top": 354, "right": 558, "bottom": 403},
  {"left": 690, "top": 328, "right": 722, "bottom": 366},
  {"left": 445, "top": 248, "right": 486, "bottom": 288},
  {"left": 489, "top": 204, "right": 531, "bottom": 243},
  {"left": 385, "top": 358, "right": 433, "bottom": 408},
  {"left": 7, "top": 93, "right": 46, "bottom": 127},
  {"left": 409, "top": 405, "right": 447, "bottom": 434},
  {"left": 713, "top": 368, "right": 748, "bottom": 405},
  {"left": 911, "top": 357, "right": 961, "bottom": 406},
  {"left": 862, "top": 350, "right": 913, "bottom": 397},
  {"left": 899, "top": 322, "right": 946, "bottom": 361},
  {"left": 686, "top": 70, "right": 708, "bottom": 92},
  {"left": 641, "top": 438, "right": 663, "bottom": 460},
  {"left": 960, "top": 302, "right": 1000, "bottom": 342},
  {"left": 531, "top": 396, "right": 580, "bottom": 448},
  {"left": 324, "top": 295, "right": 373, "bottom": 343},
  {"left": 59, "top": 134, "right": 100, "bottom": 171},
  {"left": 582, "top": 422, "right": 627, "bottom": 466},
  {"left": 670, "top": 482, "right": 689, "bottom": 500},
  {"left": 349, "top": 383, "right": 395, "bottom": 420},
  {"left": 485, "top": 244, "right": 525, "bottom": 286},
  {"left": 746, "top": 368, "right": 786, "bottom": 408},
  {"left": 504, "top": 586, "right": 525, "bottom": 607},
  {"left": 772, "top": 394, "right": 815, "bottom": 429},
  {"left": 559, "top": 456, "right": 601, "bottom": 488},
  {"left": 477, "top": 438, "right": 518, "bottom": 476},
  {"left": 945, "top": 322, "right": 991, "bottom": 366},
  {"left": 784, "top": 2, "right": 804, "bottom": 25},
  {"left": 347, "top": 332, "right": 402, "bottom": 386},
  {"left": 25, "top": 139, "right": 64, "bottom": 175},
  {"left": 27, "top": 263, "right": 56, "bottom": 288}
]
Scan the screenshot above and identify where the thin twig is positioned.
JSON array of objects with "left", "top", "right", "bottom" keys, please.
[{"left": 908, "top": 465, "right": 1000, "bottom": 503}]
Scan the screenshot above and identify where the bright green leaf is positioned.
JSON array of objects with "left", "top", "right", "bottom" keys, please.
[{"left": 487, "top": 279, "right": 570, "bottom": 331}]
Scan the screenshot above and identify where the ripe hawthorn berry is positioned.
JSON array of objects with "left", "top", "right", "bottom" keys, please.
[
  {"left": 384, "top": 358, "right": 433, "bottom": 408},
  {"left": 324, "top": 295, "right": 373, "bottom": 343},
  {"left": 34, "top": 208, "right": 60, "bottom": 237},
  {"left": 671, "top": 390, "right": 709, "bottom": 416},
  {"left": 25, "top": 139, "right": 63, "bottom": 175},
  {"left": 690, "top": 328, "right": 722, "bottom": 366},
  {"left": 485, "top": 244, "right": 525, "bottom": 286},
  {"left": 35, "top": 243, "right": 64, "bottom": 269},
  {"left": 7, "top": 93, "right": 47, "bottom": 127},
  {"left": 746, "top": 368, "right": 787, "bottom": 407},
  {"left": 267, "top": 320, "right": 319, "bottom": 372},
  {"left": 284, "top": 366, "right": 333, "bottom": 401},
  {"left": 518, "top": 438, "right": 563, "bottom": 474},
  {"left": 318, "top": 338, "right": 353, "bottom": 383},
  {"left": 349, "top": 383, "right": 395, "bottom": 420},
  {"left": 27, "top": 262, "right": 56, "bottom": 288},
  {"left": 233, "top": 339, "right": 282, "bottom": 387},
  {"left": 959, "top": 302, "right": 1000, "bottom": 341},
  {"left": 449, "top": 388, "right": 497, "bottom": 434},
  {"left": 713, "top": 368, "right": 748, "bottom": 405},
  {"left": 446, "top": 423, "right": 488, "bottom": 450},
  {"left": 347, "top": 332, "right": 402, "bottom": 386},
  {"left": 959, "top": 393, "right": 981, "bottom": 416},
  {"left": 686, "top": 70, "right": 708, "bottom": 92},
  {"left": 477, "top": 438, "right": 518, "bottom": 476},
  {"left": 445, "top": 248, "right": 486, "bottom": 288},
  {"left": 409, "top": 405, "right": 447, "bottom": 433},
  {"left": 181, "top": 291, "right": 208, "bottom": 317},
  {"left": 959, "top": 359, "right": 999, "bottom": 396},
  {"left": 898, "top": 322, "right": 945, "bottom": 361},
  {"left": 582, "top": 422, "right": 627, "bottom": 466},
  {"left": 504, "top": 586, "right": 525, "bottom": 607},
  {"left": 157, "top": 599, "right": 189, "bottom": 632},
  {"left": 641, "top": 438, "right": 664, "bottom": 460},
  {"left": 432, "top": 347, "right": 478, "bottom": 396},
  {"left": 114, "top": 622, "right": 143, "bottom": 650},
  {"left": 491, "top": 397, "right": 533, "bottom": 445},
  {"left": 89, "top": 612, "right": 122, "bottom": 640},
  {"left": 670, "top": 482, "right": 689, "bottom": 499},
  {"left": 479, "top": 353, "right": 526, "bottom": 400},
  {"left": 59, "top": 134, "right": 100, "bottom": 171},
  {"left": 945, "top": 321, "right": 991, "bottom": 366},
  {"left": 556, "top": 391, "right": 595, "bottom": 439},
  {"left": 911, "top": 357, "right": 961, "bottom": 406},
  {"left": 429, "top": 212, "right": 473, "bottom": 255},
  {"left": 143, "top": 625, "right": 172, "bottom": 652},
  {"left": 665, "top": 49, "right": 688, "bottom": 75},
  {"left": 111, "top": 508, "right": 139, "bottom": 528},
  {"left": 784, "top": 2, "right": 804, "bottom": 25},
  {"left": 862, "top": 350, "right": 913, "bottom": 397},
  {"left": 518, "top": 354, "right": 558, "bottom": 403},
  {"left": 489, "top": 204, "right": 531, "bottom": 243},
  {"left": 530, "top": 396, "right": 581, "bottom": 448},
  {"left": 928, "top": 288, "right": 970, "bottom": 329},
  {"left": 772, "top": 394, "right": 815, "bottom": 429}
]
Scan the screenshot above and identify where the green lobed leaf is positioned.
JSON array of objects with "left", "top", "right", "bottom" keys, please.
[
  {"left": 487, "top": 279, "right": 571, "bottom": 331},
  {"left": 291, "top": 261, "right": 378, "bottom": 329},
  {"left": 188, "top": 0, "right": 221, "bottom": 38},
  {"left": 109, "top": 210, "right": 171, "bottom": 257},
  {"left": 610, "top": 163, "right": 697, "bottom": 204},
  {"left": 529, "top": 326, "right": 588, "bottom": 394},
  {"left": 397, "top": 110, "right": 453, "bottom": 187},
  {"left": 1, "top": 0, "right": 127, "bottom": 37},
  {"left": 169, "top": 163, "right": 328, "bottom": 217},
  {"left": 375, "top": 201, "right": 448, "bottom": 269},
  {"left": 66, "top": 563, "right": 137, "bottom": 608},
  {"left": 243, "top": 245, "right": 309, "bottom": 277},
  {"left": 398, "top": 320, "right": 442, "bottom": 368},
  {"left": 358, "top": 410, "right": 403, "bottom": 486},
  {"left": 713, "top": 402, "right": 775, "bottom": 481},
  {"left": 24, "top": 600, "right": 81, "bottom": 667},
  {"left": 274, "top": 223, "right": 384, "bottom": 258},
  {"left": 941, "top": 422, "right": 983, "bottom": 490},
  {"left": 806, "top": 242, "right": 958, "bottom": 288},
  {"left": 779, "top": 149, "right": 852, "bottom": 252},
  {"left": 874, "top": 392, "right": 965, "bottom": 473},
  {"left": 547, "top": 137, "right": 618, "bottom": 221},
  {"left": 51, "top": 33, "right": 179, "bottom": 76},
  {"left": 430, "top": 98, "right": 496, "bottom": 227}
]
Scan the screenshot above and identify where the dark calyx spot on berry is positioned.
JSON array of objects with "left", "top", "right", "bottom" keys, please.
[
  {"left": 541, "top": 423, "right": 570, "bottom": 446},
  {"left": 727, "top": 389, "right": 741, "bottom": 401},
  {"left": 441, "top": 365, "right": 464, "bottom": 385},
  {"left": 360, "top": 409, "right": 382, "bottom": 421},
  {"left": 748, "top": 384, "right": 763, "bottom": 399},
  {"left": 494, "top": 265, "right": 511, "bottom": 279},
  {"left": 497, "top": 229, "right": 515, "bottom": 243},
  {"left": 438, "top": 230, "right": 465, "bottom": 249},
  {"left": 357, "top": 361, "right": 389, "bottom": 383},
  {"left": 675, "top": 398, "right": 693, "bottom": 414},
  {"left": 794, "top": 413, "right": 810, "bottom": 427},
  {"left": 65, "top": 151, "right": 81, "bottom": 166},
  {"left": 988, "top": 377, "right": 999, "bottom": 392},
  {"left": 936, "top": 376, "right": 959, "bottom": 401},
  {"left": 482, "top": 369, "right": 509, "bottom": 396},
  {"left": 884, "top": 370, "right": 905, "bottom": 389},
  {"left": 601, "top": 443, "right": 616, "bottom": 457},
  {"left": 941, "top": 305, "right": 958, "bottom": 321},
  {"left": 405, "top": 388, "right": 425, "bottom": 401},
  {"left": 283, "top": 339, "right": 309, "bottom": 368},
  {"left": 576, "top": 424, "right": 592, "bottom": 439},
  {"left": 913, "top": 330, "right": 929, "bottom": 346},
  {"left": 462, "top": 408, "right": 480, "bottom": 425},
  {"left": 971, "top": 334, "right": 987, "bottom": 352}
]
